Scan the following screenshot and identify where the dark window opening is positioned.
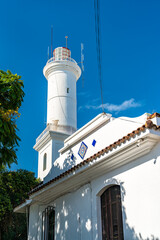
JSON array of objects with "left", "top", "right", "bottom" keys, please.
[
  {"left": 101, "top": 185, "right": 124, "bottom": 240},
  {"left": 43, "top": 153, "right": 47, "bottom": 171},
  {"left": 67, "top": 88, "right": 69, "bottom": 93},
  {"left": 42, "top": 206, "right": 55, "bottom": 240}
]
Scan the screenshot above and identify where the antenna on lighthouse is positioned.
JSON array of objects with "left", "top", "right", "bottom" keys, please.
[
  {"left": 51, "top": 25, "right": 53, "bottom": 57},
  {"left": 65, "top": 36, "right": 68, "bottom": 48},
  {"left": 47, "top": 46, "right": 50, "bottom": 60},
  {"left": 81, "top": 43, "right": 85, "bottom": 87}
]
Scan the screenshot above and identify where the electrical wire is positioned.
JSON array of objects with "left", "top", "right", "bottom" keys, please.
[{"left": 94, "top": 0, "right": 105, "bottom": 112}]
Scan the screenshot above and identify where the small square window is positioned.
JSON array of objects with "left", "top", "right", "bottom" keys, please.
[
  {"left": 92, "top": 139, "right": 96, "bottom": 147},
  {"left": 67, "top": 88, "right": 69, "bottom": 93}
]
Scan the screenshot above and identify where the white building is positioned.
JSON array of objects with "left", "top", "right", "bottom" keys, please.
[{"left": 15, "top": 46, "right": 160, "bottom": 240}]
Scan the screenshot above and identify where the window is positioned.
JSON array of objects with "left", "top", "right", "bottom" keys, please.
[
  {"left": 43, "top": 153, "right": 47, "bottom": 171},
  {"left": 101, "top": 185, "right": 124, "bottom": 240},
  {"left": 42, "top": 206, "right": 55, "bottom": 240},
  {"left": 67, "top": 88, "right": 69, "bottom": 93}
]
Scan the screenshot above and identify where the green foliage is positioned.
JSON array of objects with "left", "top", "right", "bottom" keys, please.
[
  {"left": 1, "top": 214, "right": 27, "bottom": 240},
  {"left": 0, "top": 169, "right": 40, "bottom": 240},
  {"left": 0, "top": 70, "right": 24, "bottom": 169}
]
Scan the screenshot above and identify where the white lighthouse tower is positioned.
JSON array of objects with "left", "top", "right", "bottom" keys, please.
[
  {"left": 34, "top": 46, "right": 81, "bottom": 180},
  {"left": 44, "top": 47, "right": 81, "bottom": 134}
]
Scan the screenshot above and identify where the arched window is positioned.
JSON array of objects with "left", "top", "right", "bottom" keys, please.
[
  {"left": 101, "top": 185, "right": 124, "bottom": 240},
  {"left": 43, "top": 153, "right": 47, "bottom": 171},
  {"left": 42, "top": 206, "right": 55, "bottom": 240}
]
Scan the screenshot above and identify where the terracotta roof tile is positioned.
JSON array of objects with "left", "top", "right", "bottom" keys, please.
[
  {"left": 29, "top": 119, "right": 160, "bottom": 196},
  {"left": 147, "top": 112, "right": 160, "bottom": 119}
]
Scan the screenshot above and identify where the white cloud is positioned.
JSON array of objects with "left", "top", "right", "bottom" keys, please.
[
  {"left": 77, "top": 91, "right": 91, "bottom": 97},
  {"left": 83, "top": 98, "right": 142, "bottom": 113}
]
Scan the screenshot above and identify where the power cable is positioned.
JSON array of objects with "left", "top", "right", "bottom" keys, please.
[{"left": 94, "top": 0, "right": 105, "bottom": 112}]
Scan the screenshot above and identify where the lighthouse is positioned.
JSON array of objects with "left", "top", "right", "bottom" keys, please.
[
  {"left": 34, "top": 46, "right": 81, "bottom": 180},
  {"left": 43, "top": 47, "right": 81, "bottom": 135}
]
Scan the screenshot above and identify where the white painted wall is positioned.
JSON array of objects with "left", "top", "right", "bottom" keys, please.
[
  {"left": 29, "top": 184, "right": 92, "bottom": 240},
  {"left": 52, "top": 114, "right": 148, "bottom": 179},
  {"left": 29, "top": 143, "right": 160, "bottom": 240},
  {"left": 54, "top": 184, "right": 92, "bottom": 240},
  {"left": 38, "top": 138, "right": 64, "bottom": 181},
  {"left": 38, "top": 140, "right": 52, "bottom": 180},
  {"left": 29, "top": 142, "right": 160, "bottom": 240},
  {"left": 28, "top": 204, "right": 40, "bottom": 240},
  {"left": 47, "top": 70, "right": 77, "bottom": 128},
  {"left": 36, "top": 131, "right": 69, "bottom": 181},
  {"left": 30, "top": 114, "right": 160, "bottom": 240},
  {"left": 43, "top": 140, "right": 64, "bottom": 183},
  {"left": 91, "top": 142, "right": 160, "bottom": 240}
]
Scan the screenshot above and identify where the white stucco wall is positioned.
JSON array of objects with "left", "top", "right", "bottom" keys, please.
[
  {"left": 47, "top": 70, "right": 77, "bottom": 129},
  {"left": 54, "top": 184, "right": 92, "bottom": 240},
  {"left": 28, "top": 204, "right": 40, "bottom": 240},
  {"left": 37, "top": 137, "right": 65, "bottom": 181},
  {"left": 29, "top": 184, "right": 92, "bottom": 240},
  {"left": 38, "top": 140, "right": 52, "bottom": 179},
  {"left": 29, "top": 142, "right": 160, "bottom": 240},
  {"left": 91, "top": 142, "right": 160, "bottom": 240},
  {"left": 52, "top": 114, "right": 148, "bottom": 179},
  {"left": 29, "top": 114, "right": 160, "bottom": 240}
]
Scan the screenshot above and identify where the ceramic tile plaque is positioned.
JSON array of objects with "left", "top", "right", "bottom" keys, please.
[{"left": 78, "top": 141, "right": 88, "bottom": 159}]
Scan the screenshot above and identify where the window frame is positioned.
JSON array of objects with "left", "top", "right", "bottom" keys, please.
[
  {"left": 100, "top": 185, "right": 124, "bottom": 240},
  {"left": 42, "top": 206, "right": 55, "bottom": 240}
]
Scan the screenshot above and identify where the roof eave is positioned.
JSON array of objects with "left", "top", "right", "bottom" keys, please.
[{"left": 14, "top": 199, "right": 32, "bottom": 213}]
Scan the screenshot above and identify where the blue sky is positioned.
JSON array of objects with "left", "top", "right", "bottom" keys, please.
[{"left": 1, "top": 0, "right": 160, "bottom": 176}]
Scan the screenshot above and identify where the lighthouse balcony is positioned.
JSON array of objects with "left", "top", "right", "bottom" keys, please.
[{"left": 47, "top": 56, "right": 77, "bottom": 64}]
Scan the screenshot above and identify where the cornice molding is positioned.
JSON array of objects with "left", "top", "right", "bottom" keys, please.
[
  {"left": 33, "top": 131, "right": 69, "bottom": 151},
  {"left": 43, "top": 61, "right": 81, "bottom": 80}
]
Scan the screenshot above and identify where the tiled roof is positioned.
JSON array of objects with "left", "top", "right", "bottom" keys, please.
[
  {"left": 29, "top": 119, "right": 160, "bottom": 196},
  {"left": 147, "top": 112, "right": 160, "bottom": 119}
]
